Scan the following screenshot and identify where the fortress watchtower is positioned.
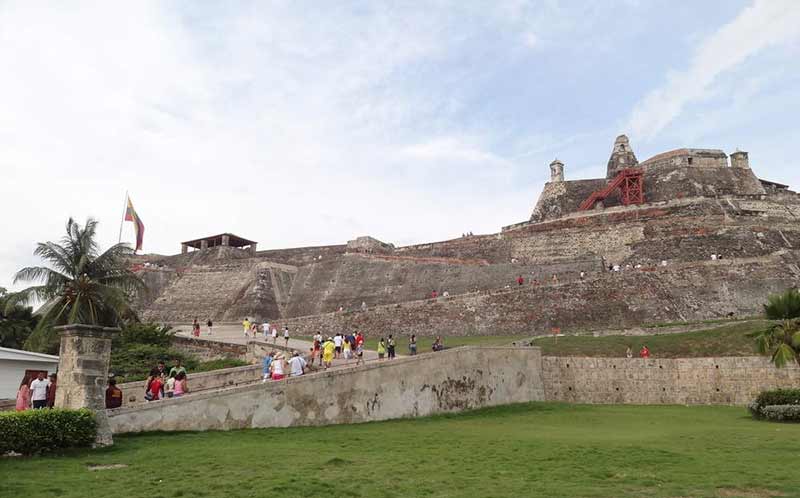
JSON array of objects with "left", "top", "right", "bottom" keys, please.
[
  {"left": 606, "top": 134, "right": 639, "bottom": 179},
  {"left": 549, "top": 159, "right": 564, "bottom": 182},
  {"left": 730, "top": 150, "right": 750, "bottom": 169}
]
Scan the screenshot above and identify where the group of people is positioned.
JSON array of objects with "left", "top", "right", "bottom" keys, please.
[
  {"left": 309, "top": 331, "right": 366, "bottom": 369},
  {"left": 191, "top": 317, "right": 214, "bottom": 336},
  {"left": 242, "top": 318, "right": 291, "bottom": 346},
  {"left": 625, "top": 345, "right": 651, "bottom": 358},
  {"left": 141, "top": 359, "right": 190, "bottom": 403},
  {"left": 261, "top": 351, "right": 307, "bottom": 381},
  {"left": 15, "top": 372, "right": 56, "bottom": 411}
]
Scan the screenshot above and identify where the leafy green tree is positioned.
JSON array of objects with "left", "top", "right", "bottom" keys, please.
[
  {"left": 0, "top": 287, "right": 38, "bottom": 349},
  {"left": 8, "top": 218, "right": 144, "bottom": 353},
  {"left": 752, "top": 289, "right": 800, "bottom": 368}
]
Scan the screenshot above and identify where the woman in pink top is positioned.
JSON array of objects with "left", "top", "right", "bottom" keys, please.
[
  {"left": 173, "top": 372, "right": 188, "bottom": 397},
  {"left": 15, "top": 375, "right": 31, "bottom": 411}
]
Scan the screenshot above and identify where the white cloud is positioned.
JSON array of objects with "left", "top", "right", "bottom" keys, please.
[{"left": 627, "top": 0, "right": 800, "bottom": 140}]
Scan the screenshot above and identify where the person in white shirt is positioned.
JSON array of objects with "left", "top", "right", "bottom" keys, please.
[
  {"left": 262, "top": 322, "right": 270, "bottom": 340},
  {"left": 271, "top": 327, "right": 278, "bottom": 344},
  {"left": 288, "top": 352, "right": 307, "bottom": 377},
  {"left": 333, "top": 333, "right": 343, "bottom": 359},
  {"left": 29, "top": 372, "right": 50, "bottom": 409},
  {"left": 283, "top": 327, "right": 290, "bottom": 347},
  {"left": 270, "top": 354, "right": 286, "bottom": 380}
]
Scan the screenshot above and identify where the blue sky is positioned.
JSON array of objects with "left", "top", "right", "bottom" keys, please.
[{"left": 1, "top": 0, "right": 799, "bottom": 290}]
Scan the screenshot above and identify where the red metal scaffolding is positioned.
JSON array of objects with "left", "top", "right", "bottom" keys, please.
[{"left": 579, "top": 168, "right": 645, "bottom": 211}]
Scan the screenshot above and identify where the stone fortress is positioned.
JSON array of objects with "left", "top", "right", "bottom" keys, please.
[{"left": 133, "top": 135, "right": 800, "bottom": 338}]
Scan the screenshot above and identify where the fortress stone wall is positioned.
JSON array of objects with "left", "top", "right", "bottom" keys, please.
[
  {"left": 133, "top": 136, "right": 800, "bottom": 336},
  {"left": 272, "top": 254, "right": 798, "bottom": 338},
  {"left": 107, "top": 346, "right": 544, "bottom": 433},
  {"left": 542, "top": 356, "right": 800, "bottom": 405}
]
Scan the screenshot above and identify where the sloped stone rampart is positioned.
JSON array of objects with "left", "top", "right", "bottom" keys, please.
[
  {"left": 542, "top": 356, "right": 800, "bottom": 405},
  {"left": 106, "top": 346, "right": 545, "bottom": 433},
  {"left": 272, "top": 255, "right": 799, "bottom": 338}
]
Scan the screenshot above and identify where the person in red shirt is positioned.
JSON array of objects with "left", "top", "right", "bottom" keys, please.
[
  {"left": 145, "top": 368, "right": 163, "bottom": 401},
  {"left": 431, "top": 290, "right": 438, "bottom": 299},
  {"left": 639, "top": 345, "right": 650, "bottom": 358},
  {"left": 517, "top": 275, "right": 524, "bottom": 286}
]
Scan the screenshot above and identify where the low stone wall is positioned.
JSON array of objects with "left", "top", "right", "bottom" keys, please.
[
  {"left": 107, "top": 347, "right": 544, "bottom": 433},
  {"left": 542, "top": 356, "right": 800, "bottom": 405},
  {"left": 117, "top": 364, "right": 261, "bottom": 407},
  {"left": 172, "top": 336, "right": 248, "bottom": 361}
]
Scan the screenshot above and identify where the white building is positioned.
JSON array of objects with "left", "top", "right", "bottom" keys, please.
[{"left": 0, "top": 347, "right": 59, "bottom": 400}]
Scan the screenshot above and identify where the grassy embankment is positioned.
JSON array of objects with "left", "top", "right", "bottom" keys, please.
[{"left": 3, "top": 402, "right": 798, "bottom": 498}]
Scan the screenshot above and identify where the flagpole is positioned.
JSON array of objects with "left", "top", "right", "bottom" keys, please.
[{"left": 118, "top": 191, "right": 128, "bottom": 244}]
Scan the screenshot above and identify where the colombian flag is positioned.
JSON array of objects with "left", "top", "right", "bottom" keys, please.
[{"left": 124, "top": 197, "right": 144, "bottom": 252}]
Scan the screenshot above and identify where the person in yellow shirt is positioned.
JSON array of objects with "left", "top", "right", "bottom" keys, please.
[
  {"left": 242, "top": 318, "right": 251, "bottom": 338},
  {"left": 322, "top": 337, "right": 336, "bottom": 370}
]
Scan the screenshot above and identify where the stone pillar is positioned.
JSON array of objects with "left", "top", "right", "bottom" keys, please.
[
  {"left": 54, "top": 324, "right": 119, "bottom": 446},
  {"left": 200, "top": 239, "right": 209, "bottom": 250},
  {"left": 730, "top": 150, "right": 749, "bottom": 169},
  {"left": 549, "top": 159, "right": 564, "bottom": 182},
  {"left": 250, "top": 243, "right": 257, "bottom": 255},
  {"left": 221, "top": 234, "right": 230, "bottom": 246},
  {"left": 181, "top": 243, "right": 188, "bottom": 254}
]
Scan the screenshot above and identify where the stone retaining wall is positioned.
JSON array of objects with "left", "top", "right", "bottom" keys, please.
[
  {"left": 107, "top": 347, "right": 544, "bottom": 433},
  {"left": 172, "top": 336, "right": 248, "bottom": 361},
  {"left": 117, "top": 364, "right": 261, "bottom": 407},
  {"left": 542, "top": 356, "right": 800, "bottom": 405}
]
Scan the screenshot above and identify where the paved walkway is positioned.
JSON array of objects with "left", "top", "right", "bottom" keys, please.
[{"left": 173, "top": 323, "right": 390, "bottom": 367}]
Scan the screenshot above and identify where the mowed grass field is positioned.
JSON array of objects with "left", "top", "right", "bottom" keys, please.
[
  {"left": 4, "top": 403, "right": 799, "bottom": 498},
  {"left": 533, "top": 320, "right": 771, "bottom": 358}
]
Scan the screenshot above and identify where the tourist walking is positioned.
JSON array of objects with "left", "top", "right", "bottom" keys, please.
[
  {"left": 432, "top": 336, "right": 444, "bottom": 352},
  {"left": 272, "top": 326, "right": 278, "bottom": 344},
  {"left": 343, "top": 336, "right": 352, "bottom": 361},
  {"left": 288, "top": 352, "right": 307, "bottom": 377},
  {"left": 322, "top": 337, "right": 336, "bottom": 370},
  {"left": 207, "top": 318, "right": 213, "bottom": 335},
  {"left": 283, "top": 326, "right": 290, "bottom": 347},
  {"left": 333, "top": 333, "right": 343, "bottom": 359},
  {"left": 15, "top": 375, "right": 31, "bottom": 411},
  {"left": 355, "top": 331, "right": 365, "bottom": 365},
  {"left": 639, "top": 345, "right": 650, "bottom": 358},
  {"left": 262, "top": 321, "right": 270, "bottom": 340},
  {"left": 409, "top": 335, "right": 417, "bottom": 355},
  {"left": 243, "top": 317, "right": 251, "bottom": 338},
  {"left": 377, "top": 338, "right": 386, "bottom": 360},
  {"left": 105, "top": 378, "right": 123, "bottom": 409},
  {"left": 517, "top": 275, "right": 524, "bottom": 286},
  {"left": 262, "top": 351, "right": 274, "bottom": 382},
  {"left": 625, "top": 346, "right": 633, "bottom": 358},
  {"left": 29, "top": 372, "right": 50, "bottom": 409},
  {"left": 271, "top": 353, "right": 286, "bottom": 380},
  {"left": 46, "top": 373, "right": 57, "bottom": 408},
  {"left": 192, "top": 317, "right": 200, "bottom": 337},
  {"left": 387, "top": 335, "right": 396, "bottom": 359}
]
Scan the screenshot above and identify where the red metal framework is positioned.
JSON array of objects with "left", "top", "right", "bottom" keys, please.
[{"left": 579, "top": 168, "right": 645, "bottom": 211}]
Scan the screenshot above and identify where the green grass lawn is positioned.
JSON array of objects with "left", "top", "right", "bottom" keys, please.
[
  {"left": 533, "top": 320, "right": 772, "bottom": 358},
  {"left": 4, "top": 402, "right": 799, "bottom": 498}
]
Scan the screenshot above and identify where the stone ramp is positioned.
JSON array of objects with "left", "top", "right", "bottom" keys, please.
[{"left": 107, "top": 346, "right": 544, "bottom": 433}]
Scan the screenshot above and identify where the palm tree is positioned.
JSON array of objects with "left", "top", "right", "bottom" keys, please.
[
  {"left": 752, "top": 289, "right": 800, "bottom": 368},
  {"left": 8, "top": 218, "right": 144, "bottom": 353}
]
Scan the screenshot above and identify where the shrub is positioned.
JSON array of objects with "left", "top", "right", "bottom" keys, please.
[
  {"left": 0, "top": 408, "right": 97, "bottom": 454},
  {"left": 760, "top": 405, "right": 800, "bottom": 422},
  {"left": 110, "top": 344, "right": 197, "bottom": 382},
  {"left": 764, "top": 288, "right": 800, "bottom": 320},
  {"left": 749, "top": 388, "right": 800, "bottom": 420}
]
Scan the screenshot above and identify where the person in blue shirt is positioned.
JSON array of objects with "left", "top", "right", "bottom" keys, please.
[{"left": 262, "top": 351, "right": 275, "bottom": 382}]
